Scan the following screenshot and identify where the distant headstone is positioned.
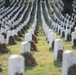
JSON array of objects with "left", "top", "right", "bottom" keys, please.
[
  {"left": 49, "top": 33, "right": 56, "bottom": 48},
  {"left": 25, "top": 33, "right": 32, "bottom": 42},
  {"left": 60, "top": 27, "right": 64, "bottom": 37},
  {"left": 71, "top": 32, "right": 76, "bottom": 46},
  {"left": 47, "top": 29, "right": 53, "bottom": 42},
  {"left": 6, "top": 31, "right": 11, "bottom": 44},
  {"left": 0, "top": 35, "right": 4, "bottom": 44},
  {"left": 65, "top": 29, "right": 70, "bottom": 41}
]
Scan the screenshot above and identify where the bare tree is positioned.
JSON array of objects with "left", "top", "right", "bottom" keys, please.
[
  {"left": 62, "top": 0, "right": 73, "bottom": 16},
  {"left": 5, "top": 0, "right": 10, "bottom": 8}
]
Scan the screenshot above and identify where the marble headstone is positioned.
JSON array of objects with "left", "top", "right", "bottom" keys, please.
[
  {"left": 62, "top": 50, "right": 75, "bottom": 75},
  {"left": 20, "top": 42, "right": 30, "bottom": 54},
  {"left": 25, "top": 33, "right": 32, "bottom": 42},
  {"left": 54, "top": 39, "right": 63, "bottom": 61},
  {"left": 71, "top": 32, "right": 76, "bottom": 46},
  {"left": 8, "top": 55, "right": 25, "bottom": 75},
  {"left": 65, "top": 29, "right": 70, "bottom": 41},
  {"left": 49, "top": 33, "right": 56, "bottom": 48},
  {"left": 0, "top": 35, "right": 4, "bottom": 44}
]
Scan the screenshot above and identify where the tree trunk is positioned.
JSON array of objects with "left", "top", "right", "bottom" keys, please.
[
  {"left": 5, "top": 0, "right": 10, "bottom": 8},
  {"left": 62, "top": 0, "right": 73, "bottom": 16}
]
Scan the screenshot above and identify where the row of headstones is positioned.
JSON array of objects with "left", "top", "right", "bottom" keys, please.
[
  {"left": 8, "top": 1, "right": 74, "bottom": 75},
  {"left": 0, "top": 3, "right": 4, "bottom": 10},
  {"left": 0, "top": 0, "right": 35, "bottom": 54},
  {"left": 55, "top": 1, "right": 76, "bottom": 23},
  {"left": 8, "top": 1, "right": 38, "bottom": 74},
  {"left": 0, "top": 0, "right": 30, "bottom": 36},
  {"left": 52, "top": 2, "right": 76, "bottom": 46},
  {"left": 0, "top": 0, "right": 20, "bottom": 18},
  {"left": 52, "top": 1, "right": 75, "bottom": 23},
  {"left": 44, "top": 0, "right": 76, "bottom": 47},
  {"left": 49, "top": 0, "right": 76, "bottom": 24},
  {"left": 0, "top": 0, "right": 25, "bottom": 27},
  {"left": 20, "top": 0, "right": 38, "bottom": 53},
  {"left": 0, "top": 0, "right": 25, "bottom": 31},
  {"left": 0, "top": 0, "right": 4, "bottom": 2},
  {"left": 0, "top": 0, "right": 7, "bottom": 8},
  {"left": 7, "top": 1, "right": 34, "bottom": 44},
  {"left": 9, "top": 43, "right": 76, "bottom": 75},
  {"left": 42, "top": 0, "right": 76, "bottom": 48},
  {"left": 57, "top": 0, "right": 76, "bottom": 13},
  {"left": 57, "top": 4, "right": 75, "bottom": 23},
  {"left": 1, "top": 0, "right": 31, "bottom": 37},
  {"left": 6, "top": 0, "right": 30, "bottom": 29},
  {"left": 72, "top": 0, "right": 76, "bottom": 12},
  {"left": 56, "top": 0, "right": 63, "bottom": 11},
  {"left": 0, "top": 0, "right": 34, "bottom": 45},
  {"left": 0, "top": 1, "right": 22, "bottom": 30},
  {"left": 40, "top": 1, "right": 76, "bottom": 75}
]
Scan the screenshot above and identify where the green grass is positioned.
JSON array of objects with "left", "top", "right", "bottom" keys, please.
[{"left": 0, "top": 0, "right": 76, "bottom": 75}]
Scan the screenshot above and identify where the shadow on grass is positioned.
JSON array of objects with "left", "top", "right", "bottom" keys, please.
[
  {"left": 49, "top": 48, "right": 54, "bottom": 52},
  {"left": 25, "top": 64, "right": 37, "bottom": 72},
  {"left": 34, "top": 39, "right": 38, "bottom": 43},
  {"left": 54, "top": 60, "right": 62, "bottom": 68},
  {"left": 0, "top": 51, "right": 11, "bottom": 55},
  {"left": 7, "top": 43, "right": 17, "bottom": 47},
  {"left": 72, "top": 46, "right": 76, "bottom": 49}
]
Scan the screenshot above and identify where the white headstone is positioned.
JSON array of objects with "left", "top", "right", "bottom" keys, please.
[
  {"left": 11, "top": 30, "right": 15, "bottom": 36},
  {"left": 28, "top": 29, "right": 33, "bottom": 34},
  {"left": 74, "top": 27, "right": 76, "bottom": 32},
  {"left": 8, "top": 55, "right": 25, "bottom": 75},
  {"left": 65, "top": 29, "right": 70, "bottom": 41},
  {"left": 60, "top": 27, "right": 64, "bottom": 37},
  {"left": 71, "top": 32, "right": 76, "bottom": 46},
  {"left": 25, "top": 33, "right": 32, "bottom": 42},
  {"left": 5, "top": 26, "right": 10, "bottom": 31},
  {"left": 49, "top": 33, "right": 56, "bottom": 48},
  {"left": 54, "top": 39, "right": 63, "bottom": 61},
  {"left": 6, "top": 31, "right": 11, "bottom": 44},
  {"left": 1, "top": 28, "right": 5, "bottom": 34},
  {"left": 58, "top": 25, "right": 61, "bottom": 34},
  {"left": 62, "top": 50, "right": 75, "bottom": 75},
  {"left": 20, "top": 42, "right": 30, "bottom": 54},
  {"left": 31, "top": 29, "right": 34, "bottom": 34},
  {"left": 47, "top": 29, "right": 53, "bottom": 42},
  {"left": 0, "top": 35, "right": 4, "bottom": 44}
]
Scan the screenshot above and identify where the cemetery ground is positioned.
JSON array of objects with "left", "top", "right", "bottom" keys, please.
[{"left": 0, "top": 1, "right": 76, "bottom": 75}]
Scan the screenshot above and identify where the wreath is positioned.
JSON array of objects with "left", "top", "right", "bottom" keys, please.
[
  {"left": 32, "top": 34, "right": 37, "bottom": 43},
  {"left": 21, "top": 52, "right": 36, "bottom": 66},
  {"left": 68, "top": 64, "right": 76, "bottom": 75},
  {"left": 0, "top": 43, "right": 10, "bottom": 53},
  {"left": 18, "top": 31, "right": 23, "bottom": 37},
  {"left": 30, "top": 41, "right": 37, "bottom": 51},
  {"left": 57, "top": 49, "right": 64, "bottom": 61},
  {"left": 14, "top": 35, "right": 21, "bottom": 41},
  {"left": 9, "top": 36, "right": 16, "bottom": 45}
]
